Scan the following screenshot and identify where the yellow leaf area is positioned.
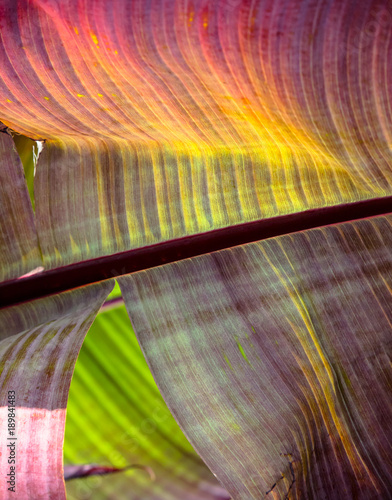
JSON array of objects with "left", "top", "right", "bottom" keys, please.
[
  {"left": 32, "top": 132, "right": 389, "bottom": 270},
  {"left": 1, "top": 0, "right": 392, "bottom": 270},
  {"left": 0, "top": 1, "right": 390, "bottom": 200}
]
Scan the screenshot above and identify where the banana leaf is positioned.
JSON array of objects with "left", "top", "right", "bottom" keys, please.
[
  {"left": 0, "top": 281, "right": 112, "bottom": 499},
  {"left": 0, "top": 0, "right": 391, "bottom": 499},
  {"left": 118, "top": 214, "right": 392, "bottom": 498}
]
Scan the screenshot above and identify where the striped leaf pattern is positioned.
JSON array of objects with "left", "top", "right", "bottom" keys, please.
[
  {"left": 119, "top": 214, "right": 392, "bottom": 499},
  {"left": 0, "top": 281, "right": 112, "bottom": 499},
  {"left": 0, "top": 1, "right": 391, "bottom": 499},
  {"left": 0, "top": 0, "right": 391, "bottom": 267}
]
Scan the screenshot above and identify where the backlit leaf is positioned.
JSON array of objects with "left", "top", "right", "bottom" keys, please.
[
  {"left": 119, "top": 214, "right": 392, "bottom": 499},
  {"left": 0, "top": 1, "right": 391, "bottom": 499},
  {"left": 0, "top": 0, "right": 391, "bottom": 268}
]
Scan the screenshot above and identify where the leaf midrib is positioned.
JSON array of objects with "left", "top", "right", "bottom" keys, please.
[{"left": 1, "top": 195, "right": 391, "bottom": 308}]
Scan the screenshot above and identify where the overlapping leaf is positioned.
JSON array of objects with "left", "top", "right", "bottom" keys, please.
[
  {"left": 119, "top": 214, "right": 392, "bottom": 499},
  {"left": 0, "top": 281, "right": 112, "bottom": 499}
]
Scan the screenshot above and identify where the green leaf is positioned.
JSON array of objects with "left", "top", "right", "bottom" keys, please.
[
  {"left": 64, "top": 303, "right": 229, "bottom": 499},
  {"left": 118, "top": 215, "right": 392, "bottom": 499},
  {"left": 11, "top": 133, "right": 38, "bottom": 211}
]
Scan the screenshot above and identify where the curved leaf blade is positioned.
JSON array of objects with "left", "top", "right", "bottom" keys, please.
[
  {"left": 0, "top": 1, "right": 391, "bottom": 269},
  {"left": 34, "top": 136, "right": 392, "bottom": 270},
  {"left": 0, "top": 281, "right": 112, "bottom": 499},
  {"left": 119, "top": 215, "right": 392, "bottom": 499}
]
